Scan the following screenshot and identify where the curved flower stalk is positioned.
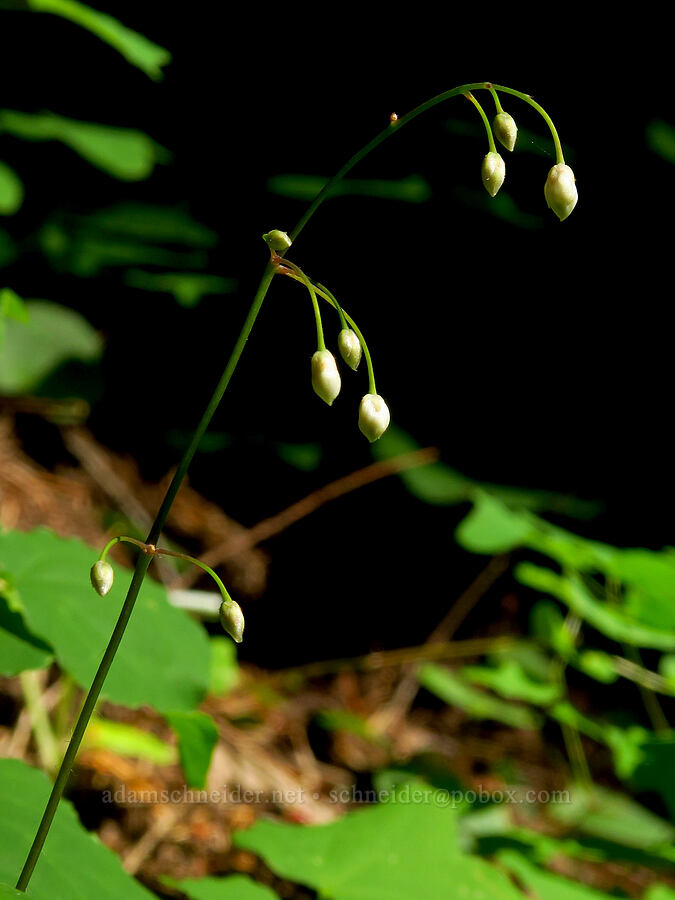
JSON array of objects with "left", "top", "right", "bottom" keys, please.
[{"left": 17, "top": 79, "right": 577, "bottom": 893}]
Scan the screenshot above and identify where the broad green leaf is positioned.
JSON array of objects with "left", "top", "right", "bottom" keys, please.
[
  {"left": 525, "top": 524, "right": 615, "bottom": 571},
  {"left": 83, "top": 718, "right": 176, "bottom": 765},
  {"left": 0, "top": 529, "right": 210, "bottom": 712},
  {"left": 27, "top": 0, "right": 171, "bottom": 80},
  {"left": 85, "top": 203, "right": 217, "bottom": 246},
  {"left": 461, "top": 659, "right": 561, "bottom": 705},
  {"left": 550, "top": 783, "right": 675, "bottom": 850},
  {"left": 647, "top": 120, "right": 675, "bottom": 164},
  {"left": 0, "top": 162, "right": 23, "bottom": 215},
  {"left": 646, "top": 888, "right": 675, "bottom": 900},
  {"left": 0, "top": 110, "right": 168, "bottom": 180},
  {"left": 0, "top": 883, "right": 35, "bottom": 898},
  {"left": 124, "top": 270, "right": 236, "bottom": 307},
  {"left": 0, "top": 758, "right": 155, "bottom": 898},
  {"left": 177, "top": 875, "right": 281, "bottom": 899},
  {"left": 606, "top": 550, "right": 675, "bottom": 629},
  {"left": 166, "top": 711, "right": 219, "bottom": 789},
  {"left": 0, "top": 592, "right": 53, "bottom": 675},
  {"left": 515, "top": 564, "right": 675, "bottom": 650},
  {"left": 0, "top": 300, "right": 102, "bottom": 395},
  {"left": 209, "top": 636, "right": 239, "bottom": 696},
  {"left": 0, "top": 288, "right": 29, "bottom": 322},
  {"left": 417, "top": 663, "right": 541, "bottom": 729},
  {"left": 628, "top": 732, "right": 675, "bottom": 818},
  {"left": 236, "top": 793, "right": 524, "bottom": 900},
  {"left": 267, "top": 173, "right": 431, "bottom": 203},
  {"left": 498, "top": 850, "right": 613, "bottom": 899},
  {"left": 455, "top": 492, "right": 534, "bottom": 554}
]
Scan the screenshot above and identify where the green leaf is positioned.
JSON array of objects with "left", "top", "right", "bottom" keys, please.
[
  {"left": 0, "top": 591, "right": 53, "bottom": 675},
  {"left": 461, "top": 659, "right": 561, "bottom": 705},
  {"left": 82, "top": 718, "right": 176, "bottom": 765},
  {"left": 647, "top": 119, "right": 675, "bottom": 164},
  {"left": 0, "top": 288, "right": 29, "bottom": 323},
  {"left": 85, "top": 203, "right": 217, "bottom": 246},
  {"left": 166, "top": 711, "right": 219, "bottom": 789},
  {"left": 267, "top": 173, "right": 431, "bottom": 203},
  {"left": 235, "top": 793, "right": 524, "bottom": 900},
  {"left": 0, "top": 529, "right": 210, "bottom": 712},
  {"left": 628, "top": 732, "right": 675, "bottom": 818},
  {"left": 0, "top": 110, "right": 168, "bottom": 181},
  {"left": 0, "top": 758, "right": 155, "bottom": 898},
  {"left": 209, "top": 636, "right": 239, "bottom": 696},
  {"left": 0, "top": 300, "right": 102, "bottom": 395},
  {"left": 515, "top": 564, "right": 675, "bottom": 651},
  {"left": 177, "top": 875, "right": 281, "bottom": 899},
  {"left": 0, "top": 162, "right": 24, "bottom": 215},
  {"left": 550, "top": 783, "right": 675, "bottom": 850},
  {"left": 575, "top": 650, "right": 618, "bottom": 684},
  {"left": 0, "top": 883, "right": 35, "bottom": 898},
  {"left": 27, "top": 0, "right": 171, "bottom": 80},
  {"left": 417, "top": 663, "right": 541, "bottom": 729},
  {"left": 124, "top": 270, "right": 236, "bottom": 307},
  {"left": 645, "top": 887, "right": 675, "bottom": 900},
  {"left": 275, "top": 441, "right": 322, "bottom": 472},
  {"left": 606, "top": 550, "right": 675, "bottom": 629},
  {"left": 455, "top": 492, "right": 534, "bottom": 554},
  {"left": 498, "top": 850, "right": 614, "bottom": 899},
  {"left": 530, "top": 599, "right": 576, "bottom": 658}
]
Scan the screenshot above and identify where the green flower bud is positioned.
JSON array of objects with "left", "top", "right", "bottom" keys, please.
[
  {"left": 220, "top": 599, "right": 245, "bottom": 643},
  {"left": 481, "top": 151, "right": 505, "bottom": 198},
  {"left": 358, "top": 393, "right": 390, "bottom": 442},
  {"left": 544, "top": 163, "right": 578, "bottom": 221},
  {"left": 311, "top": 349, "right": 341, "bottom": 405},
  {"left": 337, "top": 328, "right": 362, "bottom": 371},
  {"left": 262, "top": 229, "right": 292, "bottom": 253},
  {"left": 493, "top": 112, "right": 517, "bottom": 152},
  {"left": 90, "top": 560, "right": 114, "bottom": 597}
]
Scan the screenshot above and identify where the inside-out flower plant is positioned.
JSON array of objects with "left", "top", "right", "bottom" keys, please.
[{"left": 15, "top": 80, "right": 577, "bottom": 893}]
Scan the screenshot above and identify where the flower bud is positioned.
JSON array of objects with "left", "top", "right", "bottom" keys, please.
[
  {"left": 493, "top": 112, "right": 517, "bottom": 152},
  {"left": 311, "top": 349, "right": 341, "bottom": 405},
  {"left": 220, "top": 599, "right": 245, "bottom": 643},
  {"left": 544, "top": 163, "right": 578, "bottom": 221},
  {"left": 262, "top": 229, "right": 292, "bottom": 253},
  {"left": 358, "top": 393, "right": 390, "bottom": 442},
  {"left": 338, "top": 328, "right": 362, "bottom": 371},
  {"left": 481, "top": 151, "right": 505, "bottom": 198},
  {"left": 90, "top": 560, "right": 114, "bottom": 597}
]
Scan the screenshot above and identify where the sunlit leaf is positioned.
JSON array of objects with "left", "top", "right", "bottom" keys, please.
[
  {"left": 498, "top": 850, "right": 614, "bottom": 899},
  {"left": 0, "top": 592, "right": 53, "bottom": 676},
  {"left": 209, "top": 636, "right": 239, "bottom": 696},
  {"left": 166, "top": 711, "right": 219, "bottom": 789},
  {"left": 268, "top": 173, "right": 431, "bottom": 203},
  {"left": 88, "top": 203, "right": 217, "bottom": 246},
  {"left": 177, "top": 875, "right": 281, "bottom": 899},
  {"left": 0, "top": 758, "right": 155, "bottom": 898},
  {"left": 82, "top": 718, "right": 176, "bottom": 765},
  {"left": 0, "top": 110, "right": 168, "bottom": 180},
  {"left": 0, "top": 300, "right": 102, "bottom": 395},
  {"left": 0, "top": 529, "right": 211, "bottom": 712},
  {"left": 461, "top": 659, "right": 561, "bottom": 705},
  {"left": 27, "top": 0, "right": 171, "bottom": 80},
  {"left": 456, "top": 492, "right": 534, "bottom": 554},
  {"left": 417, "top": 663, "right": 541, "bottom": 729},
  {"left": 0, "top": 161, "right": 23, "bottom": 215}
]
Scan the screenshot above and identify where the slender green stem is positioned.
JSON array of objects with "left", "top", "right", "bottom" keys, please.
[
  {"left": 465, "top": 92, "right": 496, "bottom": 153},
  {"left": 316, "top": 283, "right": 377, "bottom": 395},
  {"left": 487, "top": 84, "right": 504, "bottom": 114},
  {"left": 17, "top": 80, "right": 549, "bottom": 891},
  {"left": 99, "top": 535, "right": 147, "bottom": 561},
  {"left": 488, "top": 83, "right": 564, "bottom": 164},
  {"left": 19, "top": 671, "right": 59, "bottom": 774},
  {"left": 280, "top": 259, "right": 326, "bottom": 350},
  {"left": 153, "top": 546, "right": 233, "bottom": 604}
]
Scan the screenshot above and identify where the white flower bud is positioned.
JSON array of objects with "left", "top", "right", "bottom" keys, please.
[
  {"left": 311, "top": 349, "right": 341, "bottom": 405},
  {"left": 90, "top": 560, "right": 114, "bottom": 597},
  {"left": 262, "top": 229, "right": 292, "bottom": 252},
  {"left": 481, "top": 151, "right": 505, "bottom": 198},
  {"left": 493, "top": 112, "right": 517, "bottom": 152},
  {"left": 544, "top": 163, "right": 578, "bottom": 221},
  {"left": 337, "top": 328, "right": 362, "bottom": 371},
  {"left": 220, "top": 599, "right": 245, "bottom": 643},
  {"left": 358, "top": 393, "right": 390, "bottom": 442}
]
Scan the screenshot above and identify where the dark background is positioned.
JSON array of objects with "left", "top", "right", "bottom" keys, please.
[{"left": 1, "top": 6, "right": 672, "bottom": 663}]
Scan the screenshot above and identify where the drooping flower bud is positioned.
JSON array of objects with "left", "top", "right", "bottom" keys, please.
[
  {"left": 220, "top": 599, "right": 245, "bottom": 643},
  {"left": 262, "top": 229, "right": 292, "bottom": 253},
  {"left": 338, "top": 328, "right": 362, "bottom": 371},
  {"left": 481, "top": 151, "right": 505, "bottom": 198},
  {"left": 358, "top": 393, "right": 390, "bottom": 442},
  {"left": 544, "top": 164, "right": 578, "bottom": 221},
  {"left": 311, "top": 349, "right": 341, "bottom": 405},
  {"left": 90, "top": 560, "right": 114, "bottom": 597},
  {"left": 493, "top": 112, "right": 517, "bottom": 152}
]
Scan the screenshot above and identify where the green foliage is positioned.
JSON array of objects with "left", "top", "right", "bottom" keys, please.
[
  {"left": 177, "top": 875, "right": 281, "bottom": 899},
  {"left": 498, "top": 851, "right": 614, "bottom": 900},
  {"left": 209, "top": 636, "right": 240, "bottom": 696},
  {"left": 267, "top": 172, "right": 431, "bottom": 203},
  {"left": 0, "top": 591, "right": 53, "bottom": 676},
  {"left": 0, "top": 758, "right": 154, "bottom": 898},
  {"left": 82, "top": 718, "right": 176, "bottom": 765},
  {"left": 461, "top": 658, "right": 562, "bottom": 705},
  {"left": 0, "top": 162, "right": 23, "bottom": 215},
  {"left": 166, "top": 711, "right": 219, "bottom": 789},
  {"left": 0, "top": 300, "right": 102, "bottom": 395},
  {"left": 0, "top": 110, "right": 168, "bottom": 181},
  {"left": 646, "top": 119, "right": 675, "bottom": 164},
  {"left": 124, "top": 270, "right": 236, "bottom": 307},
  {"left": 235, "top": 788, "right": 524, "bottom": 900},
  {"left": 26, "top": 0, "right": 171, "bottom": 80},
  {"left": 0, "top": 529, "right": 210, "bottom": 712}
]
